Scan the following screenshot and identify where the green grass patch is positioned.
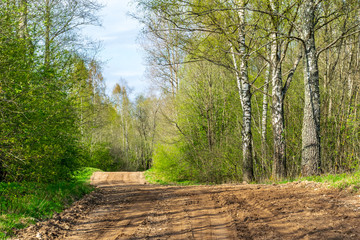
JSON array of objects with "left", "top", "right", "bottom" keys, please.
[
  {"left": 72, "top": 167, "right": 103, "bottom": 183},
  {"left": 270, "top": 170, "right": 360, "bottom": 191},
  {"left": 302, "top": 171, "right": 360, "bottom": 190},
  {"left": 0, "top": 167, "right": 102, "bottom": 239},
  {"left": 145, "top": 168, "right": 202, "bottom": 186}
]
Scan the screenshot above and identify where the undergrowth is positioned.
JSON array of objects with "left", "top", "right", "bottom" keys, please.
[
  {"left": 272, "top": 170, "right": 360, "bottom": 191},
  {"left": 145, "top": 168, "right": 200, "bottom": 186},
  {"left": 301, "top": 170, "right": 360, "bottom": 191},
  {"left": 0, "top": 167, "right": 102, "bottom": 239},
  {"left": 147, "top": 164, "right": 360, "bottom": 191}
]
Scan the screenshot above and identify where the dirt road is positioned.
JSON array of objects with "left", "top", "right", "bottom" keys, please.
[{"left": 15, "top": 172, "right": 360, "bottom": 239}]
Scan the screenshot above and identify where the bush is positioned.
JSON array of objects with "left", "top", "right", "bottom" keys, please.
[{"left": 151, "top": 143, "right": 192, "bottom": 183}]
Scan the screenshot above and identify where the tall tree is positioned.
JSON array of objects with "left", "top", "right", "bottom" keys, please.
[
  {"left": 268, "top": 0, "right": 286, "bottom": 180},
  {"left": 300, "top": 0, "right": 321, "bottom": 176},
  {"left": 235, "top": 0, "right": 254, "bottom": 182},
  {"left": 0, "top": 0, "right": 104, "bottom": 182}
]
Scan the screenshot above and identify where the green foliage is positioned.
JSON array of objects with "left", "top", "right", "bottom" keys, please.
[
  {"left": 149, "top": 61, "right": 243, "bottom": 183},
  {"left": 1, "top": 62, "right": 83, "bottom": 182},
  {"left": 0, "top": 1, "right": 101, "bottom": 183},
  {"left": 151, "top": 143, "right": 192, "bottom": 183},
  {"left": 72, "top": 167, "right": 102, "bottom": 183},
  {"left": 0, "top": 167, "right": 100, "bottom": 239},
  {"left": 176, "top": 62, "right": 243, "bottom": 183},
  {"left": 145, "top": 168, "right": 199, "bottom": 185},
  {"left": 136, "top": 0, "right": 360, "bottom": 184},
  {"left": 88, "top": 143, "right": 114, "bottom": 171}
]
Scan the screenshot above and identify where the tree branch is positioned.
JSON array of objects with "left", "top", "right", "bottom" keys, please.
[{"left": 282, "top": 53, "right": 303, "bottom": 98}]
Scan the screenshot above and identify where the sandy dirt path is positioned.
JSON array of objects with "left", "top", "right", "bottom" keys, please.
[{"left": 15, "top": 172, "right": 360, "bottom": 239}]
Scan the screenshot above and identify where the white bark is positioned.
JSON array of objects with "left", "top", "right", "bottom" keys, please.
[
  {"left": 237, "top": 0, "right": 254, "bottom": 182},
  {"left": 268, "top": 0, "right": 286, "bottom": 180},
  {"left": 270, "top": 31, "right": 286, "bottom": 180},
  {"left": 231, "top": 46, "right": 244, "bottom": 108}
]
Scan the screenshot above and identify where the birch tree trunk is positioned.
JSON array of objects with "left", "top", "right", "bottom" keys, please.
[
  {"left": 301, "top": 0, "right": 321, "bottom": 176},
  {"left": 267, "top": 0, "right": 286, "bottom": 180},
  {"left": 269, "top": 0, "right": 286, "bottom": 179},
  {"left": 270, "top": 32, "right": 286, "bottom": 180},
  {"left": 237, "top": 0, "right": 254, "bottom": 182}
]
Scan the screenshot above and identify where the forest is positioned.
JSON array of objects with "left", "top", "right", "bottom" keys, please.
[
  {"left": 1, "top": 0, "right": 360, "bottom": 189},
  {"left": 0, "top": 0, "right": 157, "bottom": 184},
  {"left": 134, "top": 0, "right": 360, "bottom": 183},
  {"left": 1, "top": 0, "right": 360, "bottom": 237},
  {"left": 0, "top": 0, "right": 157, "bottom": 236}
]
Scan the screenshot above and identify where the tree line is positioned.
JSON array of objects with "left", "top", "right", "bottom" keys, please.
[
  {"left": 0, "top": 0, "right": 157, "bottom": 183},
  {"left": 2, "top": 0, "right": 360, "bottom": 184},
  {"left": 134, "top": 0, "right": 360, "bottom": 182}
]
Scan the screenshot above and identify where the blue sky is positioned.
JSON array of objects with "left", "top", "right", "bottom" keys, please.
[{"left": 83, "top": 0, "right": 147, "bottom": 98}]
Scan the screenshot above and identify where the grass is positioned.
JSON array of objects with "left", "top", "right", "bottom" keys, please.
[
  {"left": 147, "top": 165, "right": 360, "bottom": 191},
  {"left": 301, "top": 170, "right": 360, "bottom": 191},
  {"left": 72, "top": 167, "right": 102, "bottom": 183},
  {"left": 0, "top": 167, "right": 102, "bottom": 239},
  {"left": 271, "top": 170, "right": 360, "bottom": 191},
  {"left": 144, "top": 168, "right": 200, "bottom": 186}
]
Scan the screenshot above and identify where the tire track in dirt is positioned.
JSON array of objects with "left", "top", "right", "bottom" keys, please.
[
  {"left": 211, "top": 184, "right": 360, "bottom": 239},
  {"left": 66, "top": 173, "right": 237, "bottom": 240},
  {"left": 65, "top": 172, "right": 149, "bottom": 240},
  {"left": 14, "top": 173, "right": 360, "bottom": 240},
  {"left": 129, "top": 186, "right": 194, "bottom": 239},
  {"left": 183, "top": 187, "right": 237, "bottom": 239},
  {"left": 65, "top": 186, "right": 167, "bottom": 240}
]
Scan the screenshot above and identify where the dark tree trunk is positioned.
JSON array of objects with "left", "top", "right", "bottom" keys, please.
[
  {"left": 301, "top": 0, "right": 321, "bottom": 176},
  {"left": 0, "top": 163, "right": 5, "bottom": 182}
]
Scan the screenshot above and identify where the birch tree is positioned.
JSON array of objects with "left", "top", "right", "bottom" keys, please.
[
  {"left": 134, "top": 0, "right": 360, "bottom": 181},
  {"left": 30, "top": 0, "right": 102, "bottom": 66},
  {"left": 268, "top": 0, "right": 287, "bottom": 179},
  {"left": 136, "top": 0, "right": 257, "bottom": 181},
  {"left": 234, "top": 0, "right": 254, "bottom": 182}
]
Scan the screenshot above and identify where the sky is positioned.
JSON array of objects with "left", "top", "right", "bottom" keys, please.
[{"left": 82, "top": 0, "right": 147, "bottom": 99}]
